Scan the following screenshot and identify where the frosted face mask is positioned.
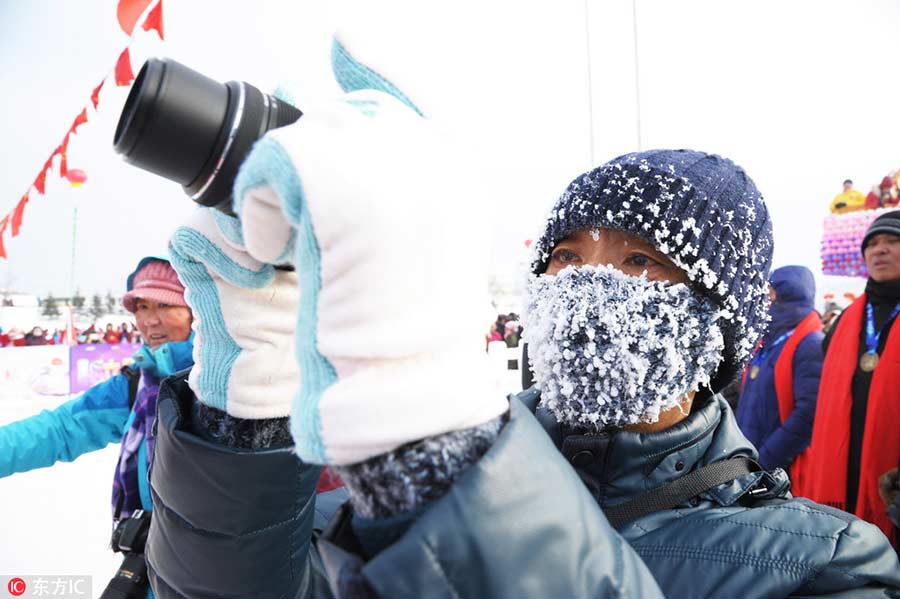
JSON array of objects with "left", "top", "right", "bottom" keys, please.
[{"left": 522, "top": 263, "right": 725, "bottom": 431}]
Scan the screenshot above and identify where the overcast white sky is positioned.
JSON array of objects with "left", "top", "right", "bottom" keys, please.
[{"left": 1, "top": 0, "right": 897, "bottom": 301}]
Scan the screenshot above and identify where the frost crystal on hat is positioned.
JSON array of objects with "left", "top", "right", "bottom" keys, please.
[
  {"left": 523, "top": 265, "right": 725, "bottom": 431},
  {"left": 530, "top": 149, "right": 773, "bottom": 388}
]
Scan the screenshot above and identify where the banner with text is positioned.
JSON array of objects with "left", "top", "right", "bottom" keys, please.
[{"left": 69, "top": 343, "right": 141, "bottom": 394}]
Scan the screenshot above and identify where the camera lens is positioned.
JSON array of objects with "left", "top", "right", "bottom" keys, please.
[{"left": 113, "top": 58, "right": 302, "bottom": 214}]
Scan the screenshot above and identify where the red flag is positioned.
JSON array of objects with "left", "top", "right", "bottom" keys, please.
[
  {"left": 117, "top": 0, "right": 154, "bottom": 35},
  {"left": 52, "top": 133, "right": 70, "bottom": 159},
  {"left": 34, "top": 168, "right": 47, "bottom": 194},
  {"left": 70, "top": 109, "right": 88, "bottom": 135},
  {"left": 142, "top": 1, "right": 163, "bottom": 39},
  {"left": 11, "top": 195, "right": 28, "bottom": 237},
  {"left": 91, "top": 79, "right": 105, "bottom": 109},
  {"left": 53, "top": 133, "right": 70, "bottom": 176},
  {"left": 115, "top": 48, "right": 135, "bottom": 86},
  {"left": 0, "top": 215, "right": 9, "bottom": 259}
]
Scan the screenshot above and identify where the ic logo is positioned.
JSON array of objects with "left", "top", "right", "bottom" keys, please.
[{"left": 7, "top": 578, "right": 26, "bottom": 596}]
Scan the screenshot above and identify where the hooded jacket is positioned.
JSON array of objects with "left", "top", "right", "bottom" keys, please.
[
  {"left": 736, "top": 266, "right": 824, "bottom": 470},
  {"left": 146, "top": 371, "right": 662, "bottom": 599},
  {"left": 0, "top": 338, "right": 194, "bottom": 518},
  {"left": 147, "top": 372, "right": 900, "bottom": 598}
]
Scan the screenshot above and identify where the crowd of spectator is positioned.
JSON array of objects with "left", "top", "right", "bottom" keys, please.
[
  {"left": 485, "top": 312, "right": 522, "bottom": 350},
  {"left": 0, "top": 322, "right": 139, "bottom": 348}
]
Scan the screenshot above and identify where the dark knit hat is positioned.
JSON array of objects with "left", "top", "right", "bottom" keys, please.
[
  {"left": 531, "top": 149, "right": 774, "bottom": 391},
  {"left": 861, "top": 210, "right": 900, "bottom": 254}
]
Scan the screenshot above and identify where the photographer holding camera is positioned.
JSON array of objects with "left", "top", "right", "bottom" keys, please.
[
  {"left": 113, "top": 24, "right": 900, "bottom": 599},
  {"left": 0, "top": 257, "right": 194, "bottom": 598}
]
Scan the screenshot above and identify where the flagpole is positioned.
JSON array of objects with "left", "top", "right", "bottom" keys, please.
[{"left": 70, "top": 198, "right": 78, "bottom": 298}]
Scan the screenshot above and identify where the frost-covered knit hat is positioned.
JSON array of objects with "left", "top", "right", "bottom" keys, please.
[
  {"left": 122, "top": 257, "right": 188, "bottom": 314},
  {"left": 531, "top": 149, "right": 774, "bottom": 390}
]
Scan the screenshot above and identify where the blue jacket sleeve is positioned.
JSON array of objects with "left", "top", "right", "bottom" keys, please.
[
  {"left": 0, "top": 374, "right": 132, "bottom": 478},
  {"left": 757, "top": 332, "right": 824, "bottom": 470}
]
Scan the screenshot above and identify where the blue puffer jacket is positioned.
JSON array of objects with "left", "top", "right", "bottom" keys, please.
[
  {"left": 0, "top": 338, "right": 194, "bottom": 515},
  {"left": 527, "top": 387, "right": 900, "bottom": 598},
  {"left": 736, "top": 266, "right": 824, "bottom": 470}
]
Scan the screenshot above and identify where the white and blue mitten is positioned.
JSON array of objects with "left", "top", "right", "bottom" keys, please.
[
  {"left": 168, "top": 208, "right": 299, "bottom": 444},
  {"left": 234, "top": 88, "right": 508, "bottom": 475}
]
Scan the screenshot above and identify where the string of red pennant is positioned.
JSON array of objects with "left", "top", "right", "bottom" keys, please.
[{"left": 0, "top": 0, "right": 164, "bottom": 260}]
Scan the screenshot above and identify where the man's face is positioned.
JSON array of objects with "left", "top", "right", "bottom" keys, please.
[
  {"left": 864, "top": 233, "right": 900, "bottom": 283},
  {"left": 133, "top": 298, "right": 192, "bottom": 349},
  {"left": 843, "top": 181, "right": 853, "bottom": 192},
  {"left": 546, "top": 227, "right": 688, "bottom": 285}
]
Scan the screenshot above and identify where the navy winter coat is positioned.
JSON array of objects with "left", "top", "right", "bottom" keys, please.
[
  {"left": 147, "top": 369, "right": 900, "bottom": 598},
  {"left": 736, "top": 266, "right": 824, "bottom": 470},
  {"left": 146, "top": 371, "right": 664, "bottom": 598},
  {"left": 528, "top": 387, "right": 900, "bottom": 598}
]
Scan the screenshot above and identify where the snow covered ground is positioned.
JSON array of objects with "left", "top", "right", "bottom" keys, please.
[
  {"left": 0, "top": 392, "right": 120, "bottom": 597},
  {"left": 0, "top": 348, "right": 526, "bottom": 597}
]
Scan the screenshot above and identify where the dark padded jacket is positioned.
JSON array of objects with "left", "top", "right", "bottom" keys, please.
[
  {"left": 146, "top": 370, "right": 662, "bottom": 598},
  {"left": 525, "top": 387, "right": 900, "bottom": 598},
  {"left": 146, "top": 370, "right": 900, "bottom": 598}
]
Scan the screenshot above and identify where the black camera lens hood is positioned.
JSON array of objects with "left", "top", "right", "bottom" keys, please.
[{"left": 113, "top": 58, "right": 230, "bottom": 189}]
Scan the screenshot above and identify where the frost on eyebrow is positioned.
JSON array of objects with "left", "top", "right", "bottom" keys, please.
[
  {"left": 522, "top": 264, "right": 725, "bottom": 432},
  {"left": 528, "top": 157, "right": 772, "bottom": 371}
]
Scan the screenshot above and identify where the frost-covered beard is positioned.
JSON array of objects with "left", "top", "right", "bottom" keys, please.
[{"left": 522, "top": 264, "right": 725, "bottom": 432}]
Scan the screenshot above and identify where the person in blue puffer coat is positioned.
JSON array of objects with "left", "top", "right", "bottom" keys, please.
[
  {"left": 736, "top": 265, "right": 825, "bottom": 478},
  {"left": 0, "top": 257, "right": 193, "bottom": 597}
]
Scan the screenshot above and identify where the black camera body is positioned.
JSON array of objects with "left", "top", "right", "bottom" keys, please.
[
  {"left": 100, "top": 510, "right": 152, "bottom": 599},
  {"left": 111, "top": 509, "right": 151, "bottom": 553},
  {"left": 114, "top": 58, "right": 302, "bottom": 214}
]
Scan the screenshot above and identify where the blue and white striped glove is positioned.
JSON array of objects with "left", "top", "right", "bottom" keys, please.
[
  {"left": 168, "top": 208, "right": 299, "bottom": 419},
  {"left": 233, "top": 89, "right": 507, "bottom": 466}
]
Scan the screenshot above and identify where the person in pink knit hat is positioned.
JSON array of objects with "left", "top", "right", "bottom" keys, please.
[
  {"left": 0, "top": 256, "right": 194, "bottom": 597},
  {"left": 122, "top": 257, "right": 192, "bottom": 350}
]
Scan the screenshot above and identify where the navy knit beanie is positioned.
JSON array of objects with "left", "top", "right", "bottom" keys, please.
[{"left": 531, "top": 149, "right": 774, "bottom": 391}]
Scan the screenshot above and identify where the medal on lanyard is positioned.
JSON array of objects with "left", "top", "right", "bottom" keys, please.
[
  {"left": 860, "top": 301, "right": 900, "bottom": 372},
  {"left": 749, "top": 328, "right": 795, "bottom": 379}
]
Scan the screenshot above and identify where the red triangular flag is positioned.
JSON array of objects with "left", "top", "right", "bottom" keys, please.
[
  {"left": 11, "top": 195, "right": 28, "bottom": 237},
  {"left": 54, "top": 133, "right": 70, "bottom": 177},
  {"left": 0, "top": 215, "right": 9, "bottom": 259},
  {"left": 117, "top": 0, "right": 154, "bottom": 35},
  {"left": 91, "top": 79, "right": 105, "bottom": 110},
  {"left": 70, "top": 109, "right": 88, "bottom": 136},
  {"left": 52, "top": 133, "right": 70, "bottom": 159},
  {"left": 115, "top": 48, "right": 135, "bottom": 87},
  {"left": 33, "top": 168, "right": 47, "bottom": 195},
  {"left": 142, "top": 1, "right": 164, "bottom": 39}
]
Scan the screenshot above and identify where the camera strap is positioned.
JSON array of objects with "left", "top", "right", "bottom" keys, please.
[
  {"left": 121, "top": 365, "right": 141, "bottom": 410},
  {"left": 602, "top": 456, "right": 760, "bottom": 529}
]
